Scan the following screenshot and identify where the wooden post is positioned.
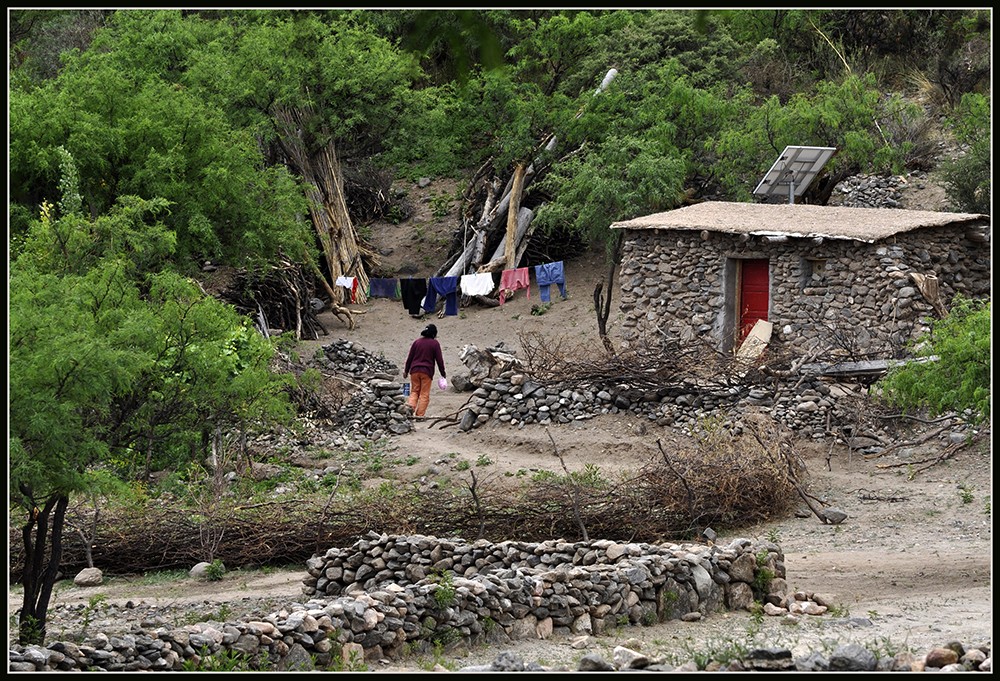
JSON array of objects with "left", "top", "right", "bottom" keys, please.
[{"left": 504, "top": 163, "right": 526, "bottom": 268}]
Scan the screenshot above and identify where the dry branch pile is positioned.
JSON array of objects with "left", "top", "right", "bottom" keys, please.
[
  {"left": 342, "top": 160, "right": 397, "bottom": 225},
  {"left": 273, "top": 355, "right": 355, "bottom": 422},
  {"left": 218, "top": 259, "right": 327, "bottom": 341},
  {"left": 517, "top": 330, "right": 782, "bottom": 394},
  {"left": 8, "top": 412, "right": 804, "bottom": 579}
]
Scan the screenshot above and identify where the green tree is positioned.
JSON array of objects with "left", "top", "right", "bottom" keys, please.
[
  {"left": 878, "top": 296, "right": 991, "bottom": 425},
  {"left": 711, "top": 72, "right": 932, "bottom": 202},
  {"left": 176, "top": 10, "right": 436, "bottom": 298},
  {"left": 941, "top": 92, "right": 991, "bottom": 214},
  {"left": 9, "top": 12, "right": 312, "bottom": 268},
  {"left": 9, "top": 196, "right": 294, "bottom": 645},
  {"left": 533, "top": 61, "right": 740, "bottom": 247},
  {"left": 362, "top": 8, "right": 509, "bottom": 83},
  {"left": 8, "top": 9, "right": 114, "bottom": 81}
]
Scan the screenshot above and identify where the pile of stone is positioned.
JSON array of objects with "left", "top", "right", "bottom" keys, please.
[
  {"left": 459, "top": 643, "right": 991, "bottom": 673},
  {"left": 831, "top": 173, "right": 905, "bottom": 208},
  {"left": 9, "top": 532, "right": 991, "bottom": 672},
  {"left": 305, "top": 532, "right": 786, "bottom": 608},
  {"left": 453, "top": 369, "right": 861, "bottom": 439},
  {"left": 293, "top": 339, "right": 414, "bottom": 439},
  {"left": 284, "top": 302, "right": 968, "bottom": 450},
  {"left": 316, "top": 339, "right": 398, "bottom": 377},
  {"left": 291, "top": 337, "right": 972, "bottom": 451},
  {"left": 332, "top": 378, "right": 413, "bottom": 438}
]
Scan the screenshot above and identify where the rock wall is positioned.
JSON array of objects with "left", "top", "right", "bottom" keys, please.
[
  {"left": 457, "top": 369, "right": 870, "bottom": 440},
  {"left": 10, "top": 533, "right": 787, "bottom": 672},
  {"left": 308, "top": 349, "right": 973, "bottom": 443}
]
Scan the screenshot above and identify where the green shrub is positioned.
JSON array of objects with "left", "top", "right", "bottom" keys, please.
[
  {"left": 181, "top": 647, "right": 266, "bottom": 671},
  {"left": 878, "top": 296, "right": 990, "bottom": 424},
  {"left": 205, "top": 559, "right": 226, "bottom": 582},
  {"left": 431, "top": 569, "right": 456, "bottom": 609}
]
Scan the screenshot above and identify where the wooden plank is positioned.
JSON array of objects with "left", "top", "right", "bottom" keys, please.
[
  {"left": 733, "top": 319, "right": 772, "bottom": 378},
  {"left": 737, "top": 319, "right": 772, "bottom": 360}
]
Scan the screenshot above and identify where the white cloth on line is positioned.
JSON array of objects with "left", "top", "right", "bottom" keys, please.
[{"left": 460, "top": 272, "right": 495, "bottom": 296}]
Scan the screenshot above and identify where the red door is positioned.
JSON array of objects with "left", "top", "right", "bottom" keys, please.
[{"left": 739, "top": 259, "right": 769, "bottom": 341}]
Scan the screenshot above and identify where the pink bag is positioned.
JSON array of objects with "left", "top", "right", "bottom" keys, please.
[{"left": 438, "top": 377, "right": 448, "bottom": 391}]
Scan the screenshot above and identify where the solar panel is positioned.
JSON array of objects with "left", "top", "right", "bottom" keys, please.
[{"left": 753, "top": 145, "right": 838, "bottom": 204}]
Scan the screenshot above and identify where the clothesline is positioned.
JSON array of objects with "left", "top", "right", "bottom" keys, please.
[{"left": 364, "top": 261, "right": 568, "bottom": 316}]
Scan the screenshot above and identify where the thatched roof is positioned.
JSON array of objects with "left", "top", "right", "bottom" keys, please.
[{"left": 610, "top": 201, "right": 989, "bottom": 243}]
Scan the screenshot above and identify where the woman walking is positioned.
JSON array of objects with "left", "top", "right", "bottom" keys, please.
[{"left": 403, "top": 323, "right": 447, "bottom": 417}]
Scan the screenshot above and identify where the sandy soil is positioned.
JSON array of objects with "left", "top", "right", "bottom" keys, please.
[{"left": 10, "top": 175, "right": 992, "bottom": 670}]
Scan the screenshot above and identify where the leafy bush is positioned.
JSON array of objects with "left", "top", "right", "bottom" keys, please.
[
  {"left": 941, "top": 92, "right": 991, "bottom": 214},
  {"left": 180, "top": 647, "right": 268, "bottom": 671},
  {"left": 878, "top": 295, "right": 990, "bottom": 424},
  {"left": 431, "top": 569, "right": 457, "bottom": 609},
  {"left": 205, "top": 559, "right": 227, "bottom": 582}
]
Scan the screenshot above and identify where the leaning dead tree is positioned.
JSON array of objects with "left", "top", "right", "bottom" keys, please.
[
  {"left": 437, "top": 69, "right": 620, "bottom": 281},
  {"left": 593, "top": 231, "right": 623, "bottom": 353},
  {"left": 271, "top": 102, "right": 379, "bottom": 329}
]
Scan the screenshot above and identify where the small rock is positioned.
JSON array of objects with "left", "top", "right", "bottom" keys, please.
[
  {"left": 73, "top": 567, "right": 103, "bottom": 587},
  {"left": 924, "top": 647, "right": 960, "bottom": 668},
  {"left": 577, "top": 653, "right": 615, "bottom": 672},
  {"left": 821, "top": 507, "right": 848, "bottom": 524}
]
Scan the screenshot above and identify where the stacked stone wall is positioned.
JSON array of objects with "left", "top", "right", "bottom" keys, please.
[{"left": 10, "top": 534, "right": 784, "bottom": 671}]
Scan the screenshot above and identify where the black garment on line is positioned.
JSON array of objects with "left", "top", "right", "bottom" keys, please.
[{"left": 400, "top": 278, "right": 428, "bottom": 316}]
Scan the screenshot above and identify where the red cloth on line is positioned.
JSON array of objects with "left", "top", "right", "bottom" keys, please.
[
  {"left": 499, "top": 267, "right": 530, "bottom": 305},
  {"left": 336, "top": 275, "right": 359, "bottom": 303}
]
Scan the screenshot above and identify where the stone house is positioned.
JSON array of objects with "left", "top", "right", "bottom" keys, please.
[{"left": 611, "top": 201, "right": 991, "bottom": 358}]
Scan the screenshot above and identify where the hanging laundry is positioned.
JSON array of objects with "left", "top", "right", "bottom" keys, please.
[
  {"left": 498, "top": 267, "right": 530, "bottom": 305},
  {"left": 423, "top": 276, "right": 460, "bottom": 316},
  {"left": 369, "top": 277, "right": 400, "bottom": 299},
  {"left": 335, "top": 275, "right": 359, "bottom": 303},
  {"left": 460, "top": 272, "right": 496, "bottom": 297},
  {"left": 399, "top": 278, "right": 428, "bottom": 316},
  {"left": 534, "top": 261, "right": 567, "bottom": 303}
]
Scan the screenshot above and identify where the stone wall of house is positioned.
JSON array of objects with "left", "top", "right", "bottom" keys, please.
[
  {"left": 10, "top": 534, "right": 787, "bottom": 672},
  {"left": 617, "top": 225, "right": 991, "bottom": 358}
]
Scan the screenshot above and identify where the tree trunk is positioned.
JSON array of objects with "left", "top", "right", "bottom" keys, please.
[
  {"left": 303, "top": 250, "right": 356, "bottom": 330},
  {"left": 271, "top": 104, "right": 375, "bottom": 308},
  {"left": 19, "top": 493, "right": 69, "bottom": 645},
  {"left": 595, "top": 231, "right": 623, "bottom": 353},
  {"left": 479, "top": 207, "right": 535, "bottom": 272},
  {"left": 71, "top": 493, "right": 101, "bottom": 569}
]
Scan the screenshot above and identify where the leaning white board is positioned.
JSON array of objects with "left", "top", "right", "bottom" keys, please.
[
  {"left": 734, "top": 319, "right": 773, "bottom": 376},
  {"left": 737, "top": 319, "right": 773, "bottom": 360}
]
